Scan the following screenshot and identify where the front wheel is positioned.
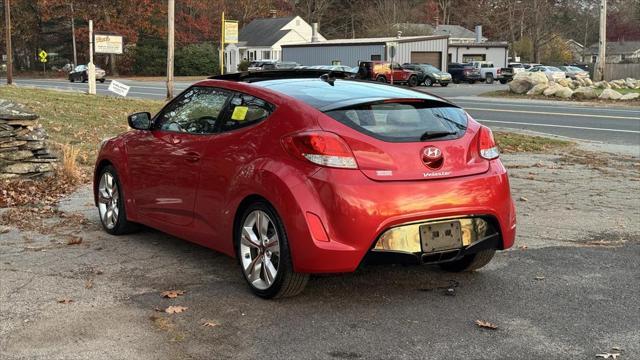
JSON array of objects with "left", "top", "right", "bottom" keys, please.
[
  {"left": 424, "top": 77, "right": 434, "bottom": 87},
  {"left": 407, "top": 75, "right": 418, "bottom": 87},
  {"left": 439, "top": 249, "right": 496, "bottom": 272},
  {"left": 99, "top": 78, "right": 106, "bottom": 83},
  {"left": 97, "top": 165, "right": 138, "bottom": 235},
  {"left": 237, "top": 201, "right": 309, "bottom": 299},
  {"left": 499, "top": 79, "right": 508, "bottom": 84},
  {"left": 376, "top": 76, "right": 387, "bottom": 83}
]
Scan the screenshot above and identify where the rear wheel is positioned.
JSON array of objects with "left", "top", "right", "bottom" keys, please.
[
  {"left": 376, "top": 76, "right": 387, "bottom": 83},
  {"left": 486, "top": 74, "right": 494, "bottom": 84},
  {"left": 439, "top": 249, "right": 496, "bottom": 272},
  {"left": 97, "top": 165, "right": 138, "bottom": 235},
  {"left": 407, "top": 75, "right": 418, "bottom": 87},
  {"left": 452, "top": 78, "right": 460, "bottom": 84},
  {"left": 237, "top": 201, "right": 309, "bottom": 299}
]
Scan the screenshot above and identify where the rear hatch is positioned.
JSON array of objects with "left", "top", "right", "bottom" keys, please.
[{"left": 318, "top": 99, "right": 489, "bottom": 181}]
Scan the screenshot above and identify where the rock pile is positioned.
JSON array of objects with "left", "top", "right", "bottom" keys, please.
[
  {"left": 508, "top": 73, "right": 640, "bottom": 101},
  {"left": 0, "top": 99, "right": 57, "bottom": 179}
]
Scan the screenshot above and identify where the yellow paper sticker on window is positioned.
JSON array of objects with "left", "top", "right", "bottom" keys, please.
[{"left": 231, "top": 106, "right": 249, "bottom": 121}]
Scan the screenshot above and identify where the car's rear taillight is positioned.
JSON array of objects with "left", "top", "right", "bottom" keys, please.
[
  {"left": 479, "top": 126, "right": 500, "bottom": 160},
  {"left": 282, "top": 131, "right": 358, "bottom": 169}
]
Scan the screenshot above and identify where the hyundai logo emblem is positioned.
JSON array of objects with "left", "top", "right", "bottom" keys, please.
[{"left": 422, "top": 146, "right": 444, "bottom": 168}]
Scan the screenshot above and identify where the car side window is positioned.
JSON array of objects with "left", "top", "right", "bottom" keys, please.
[
  {"left": 221, "top": 93, "right": 273, "bottom": 132},
  {"left": 154, "top": 87, "right": 230, "bottom": 135}
]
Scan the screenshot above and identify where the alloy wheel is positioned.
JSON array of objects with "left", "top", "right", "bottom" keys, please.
[
  {"left": 98, "top": 172, "right": 119, "bottom": 230},
  {"left": 240, "top": 210, "right": 281, "bottom": 290}
]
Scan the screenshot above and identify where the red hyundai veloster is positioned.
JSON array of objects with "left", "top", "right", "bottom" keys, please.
[{"left": 94, "top": 71, "right": 516, "bottom": 298}]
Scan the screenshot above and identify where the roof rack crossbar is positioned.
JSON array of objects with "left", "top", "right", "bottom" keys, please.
[{"left": 209, "top": 69, "right": 353, "bottom": 83}]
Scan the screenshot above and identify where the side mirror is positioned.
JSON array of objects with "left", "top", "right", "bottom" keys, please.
[{"left": 128, "top": 112, "right": 152, "bottom": 130}]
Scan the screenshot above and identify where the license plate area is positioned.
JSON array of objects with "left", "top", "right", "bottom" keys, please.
[{"left": 420, "top": 221, "right": 462, "bottom": 253}]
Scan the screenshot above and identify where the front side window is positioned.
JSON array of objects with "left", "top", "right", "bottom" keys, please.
[
  {"left": 154, "top": 87, "right": 230, "bottom": 134},
  {"left": 221, "top": 93, "right": 273, "bottom": 132}
]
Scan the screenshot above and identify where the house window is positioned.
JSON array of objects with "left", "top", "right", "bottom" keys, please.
[
  {"left": 591, "top": 55, "right": 597, "bottom": 63},
  {"left": 262, "top": 51, "right": 271, "bottom": 60},
  {"left": 371, "top": 54, "right": 381, "bottom": 61},
  {"left": 249, "top": 51, "right": 254, "bottom": 61}
]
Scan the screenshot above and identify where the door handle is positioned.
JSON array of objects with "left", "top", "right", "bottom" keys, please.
[{"left": 185, "top": 152, "right": 201, "bottom": 162}]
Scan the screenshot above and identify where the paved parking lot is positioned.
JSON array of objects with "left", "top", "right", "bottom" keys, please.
[{"left": 2, "top": 147, "right": 638, "bottom": 360}]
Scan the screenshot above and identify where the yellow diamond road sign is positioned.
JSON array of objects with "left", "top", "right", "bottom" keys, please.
[{"left": 38, "top": 50, "right": 48, "bottom": 63}]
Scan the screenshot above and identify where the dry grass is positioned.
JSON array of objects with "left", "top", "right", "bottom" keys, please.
[{"left": 59, "top": 144, "right": 82, "bottom": 184}]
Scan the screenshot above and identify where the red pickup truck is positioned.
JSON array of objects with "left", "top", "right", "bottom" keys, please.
[{"left": 356, "top": 61, "right": 419, "bottom": 87}]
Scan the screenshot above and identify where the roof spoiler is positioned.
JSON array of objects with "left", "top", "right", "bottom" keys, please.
[{"left": 209, "top": 69, "right": 354, "bottom": 83}]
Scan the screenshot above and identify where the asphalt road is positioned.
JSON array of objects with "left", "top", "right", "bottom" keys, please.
[{"left": 5, "top": 78, "right": 640, "bottom": 147}]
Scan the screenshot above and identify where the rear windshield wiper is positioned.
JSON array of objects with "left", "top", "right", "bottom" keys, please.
[
  {"left": 433, "top": 113, "right": 467, "bottom": 130},
  {"left": 420, "top": 130, "right": 458, "bottom": 141}
]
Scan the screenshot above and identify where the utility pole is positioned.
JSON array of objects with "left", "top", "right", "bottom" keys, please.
[
  {"left": 4, "top": 0, "right": 13, "bottom": 85},
  {"left": 166, "top": 0, "right": 175, "bottom": 100},
  {"left": 70, "top": 3, "right": 77, "bottom": 67},
  {"left": 596, "top": 0, "right": 607, "bottom": 81},
  {"left": 88, "top": 20, "right": 96, "bottom": 95}
]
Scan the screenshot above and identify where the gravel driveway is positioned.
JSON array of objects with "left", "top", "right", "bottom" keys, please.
[{"left": 1, "top": 144, "right": 639, "bottom": 360}]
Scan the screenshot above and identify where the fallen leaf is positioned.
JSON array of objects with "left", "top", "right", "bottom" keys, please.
[
  {"left": 165, "top": 306, "right": 188, "bottom": 314},
  {"left": 534, "top": 276, "right": 545, "bottom": 281},
  {"left": 161, "top": 290, "right": 185, "bottom": 299},
  {"left": 66, "top": 235, "right": 83, "bottom": 245},
  {"left": 85, "top": 279, "right": 93, "bottom": 289},
  {"left": 0, "top": 225, "right": 10, "bottom": 234},
  {"left": 519, "top": 196, "right": 529, "bottom": 202},
  {"left": 202, "top": 321, "right": 219, "bottom": 327},
  {"left": 57, "top": 298, "right": 73, "bottom": 304},
  {"left": 475, "top": 319, "right": 498, "bottom": 330},
  {"left": 519, "top": 245, "right": 528, "bottom": 250}
]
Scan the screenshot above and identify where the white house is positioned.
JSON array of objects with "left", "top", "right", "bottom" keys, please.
[{"left": 224, "top": 16, "right": 325, "bottom": 73}]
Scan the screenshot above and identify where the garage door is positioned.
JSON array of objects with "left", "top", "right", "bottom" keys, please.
[{"left": 411, "top": 52, "right": 442, "bottom": 68}]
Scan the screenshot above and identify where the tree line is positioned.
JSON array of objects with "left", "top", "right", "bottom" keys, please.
[{"left": 0, "top": 0, "right": 638, "bottom": 75}]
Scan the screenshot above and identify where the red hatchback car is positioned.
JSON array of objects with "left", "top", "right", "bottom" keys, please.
[{"left": 94, "top": 71, "right": 516, "bottom": 298}]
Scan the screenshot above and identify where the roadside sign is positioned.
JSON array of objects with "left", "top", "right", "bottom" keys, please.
[
  {"left": 38, "top": 50, "right": 48, "bottom": 63},
  {"left": 224, "top": 21, "right": 238, "bottom": 44},
  {"left": 95, "top": 34, "right": 123, "bottom": 54},
  {"left": 108, "top": 80, "right": 130, "bottom": 97}
]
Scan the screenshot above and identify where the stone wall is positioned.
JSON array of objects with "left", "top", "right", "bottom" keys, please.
[{"left": 0, "top": 99, "right": 57, "bottom": 179}]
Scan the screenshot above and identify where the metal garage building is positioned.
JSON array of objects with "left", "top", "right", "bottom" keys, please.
[
  {"left": 281, "top": 35, "right": 450, "bottom": 70},
  {"left": 448, "top": 42, "right": 509, "bottom": 68}
]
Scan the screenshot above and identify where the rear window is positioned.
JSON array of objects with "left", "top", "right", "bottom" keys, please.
[{"left": 325, "top": 101, "right": 468, "bottom": 142}]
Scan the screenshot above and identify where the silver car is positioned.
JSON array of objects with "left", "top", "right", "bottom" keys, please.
[
  {"left": 558, "top": 66, "right": 590, "bottom": 80},
  {"left": 528, "top": 66, "right": 565, "bottom": 82}
]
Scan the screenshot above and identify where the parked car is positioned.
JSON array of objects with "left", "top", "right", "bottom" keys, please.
[
  {"left": 469, "top": 61, "right": 513, "bottom": 84},
  {"left": 522, "top": 63, "right": 542, "bottom": 70},
  {"left": 447, "top": 63, "right": 481, "bottom": 84},
  {"left": 248, "top": 61, "right": 299, "bottom": 71},
  {"left": 402, "top": 63, "right": 452, "bottom": 87},
  {"left": 94, "top": 69, "right": 516, "bottom": 298},
  {"left": 356, "top": 61, "right": 419, "bottom": 87},
  {"left": 558, "top": 65, "right": 590, "bottom": 80},
  {"left": 508, "top": 63, "right": 526, "bottom": 75},
  {"left": 528, "top": 65, "right": 566, "bottom": 82},
  {"left": 68, "top": 65, "right": 106, "bottom": 83}
]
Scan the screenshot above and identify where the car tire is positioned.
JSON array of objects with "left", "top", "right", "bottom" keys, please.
[
  {"left": 499, "top": 79, "right": 508, "bottom": 84},
  {"left": 441, "top": 83, "right": 449, "bottom": 87},
  {"left": 407, "top": 75, "right": 418, "bottom": 87},
  {"left": 452, "top": 78, "right": 460, "bottom": 84},
  {"left": 82, "top": 76, "right": 88, "bottom": 83},
  {"left": 99, "top": 78, "right": 105, "bottom": 83},
  {"left": 439, "top": 249, "right": 496, "bottom": 272},
  {"left": 70, "top": 78, "right": 75, "bottom": 83},
  {"left": 424, "top": 77, "right": 434, "bottom": 87},
  {"left": 97, "top": 165, "right": 138, "bottom": 235},
  {"left": 486, "top": 74, "right": 494, "bottom": 84},
  {"left": 236, "top": 201, "right": 309, "bottom": 299},
  {"left": 376, "top": 76, "right": 387, "bottom": 83}
]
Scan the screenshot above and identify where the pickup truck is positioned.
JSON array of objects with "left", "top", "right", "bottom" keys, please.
[
  {"left": 356, "top": 61, "right": 419, "bottom": 87},
  {"left": 447, "top": 63, "right": 482, "bottom": 84},
  {"left": 469, "top": 61, "right": 513, "bottom": 84}
]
